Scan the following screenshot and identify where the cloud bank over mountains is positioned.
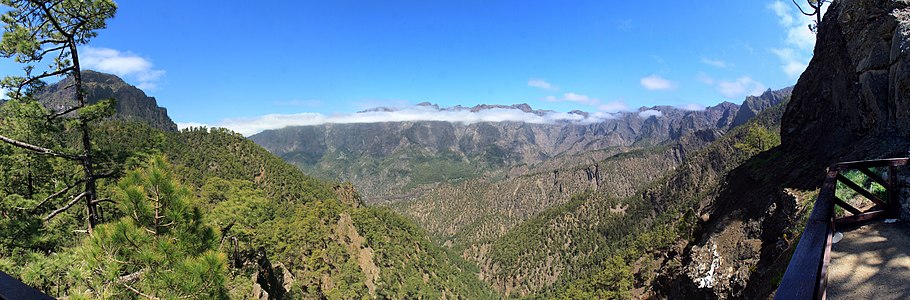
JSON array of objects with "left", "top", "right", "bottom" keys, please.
[
  {"left": 178, "top": 103, "right": 655, "bottom": 136},
  {"left": 80, "top": 46, "right": 165, "bottom": 90}
]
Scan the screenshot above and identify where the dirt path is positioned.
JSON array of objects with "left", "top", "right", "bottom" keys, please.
[{"left": 827, "top": 222, "right": 910, "bottom": 299}]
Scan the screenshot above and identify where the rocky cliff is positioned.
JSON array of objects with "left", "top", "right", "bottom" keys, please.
[
  {"left": 782, "top": 0, "right": 910, "bottom": 153},
  {"left": 36, "top": 70, "right": 178, "bottom": 131},
  {"left": 654, "top": 0, "right": 910, "bottom": 298}
]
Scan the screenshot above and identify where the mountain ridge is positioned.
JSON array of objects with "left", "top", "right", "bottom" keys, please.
[
  {"left": 250, "top": 87, "right": 791, "bottom": 204},
  {"left": 35, "top": 70, "right": 178, "bottom": 131}
]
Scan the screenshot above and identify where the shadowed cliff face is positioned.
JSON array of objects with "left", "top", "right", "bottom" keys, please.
[
  {"left": 653, "top": 1, "right": 910, "bottom": 298},
  {"left": 782, "top": 0, "right": 910, "bottom": 152},
  {"left": 36, "top": 70, "right": 178, "bottom": 131}
]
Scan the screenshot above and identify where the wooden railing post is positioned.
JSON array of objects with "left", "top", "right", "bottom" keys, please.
[
  {"left": 777, "top": 158, "right": 909, "bottom": 299},
  {"left": 889, "top": 166, "right": 899, "bottom": 219}
]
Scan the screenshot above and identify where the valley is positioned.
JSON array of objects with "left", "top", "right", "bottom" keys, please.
[
  {"left": 1, "top": 0, "right": 909, "bottom": 299},
  {"left": 249, "top": 87, "right": 792, "bottom": 297}
]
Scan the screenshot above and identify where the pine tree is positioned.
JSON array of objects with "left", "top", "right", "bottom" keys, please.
[
  {"left": 63, "top": 155, "right": 228, "bottom": 299},
  {"left": 0, "top": 0, "right": 118, "bottom": 233}
]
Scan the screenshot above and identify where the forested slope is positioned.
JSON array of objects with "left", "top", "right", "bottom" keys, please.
[
  {"left": 466, "top": 101, "right": 791, "bottom": 298},
  {"left": 0, "top": 103, "right": 495, "bottom": 299}
]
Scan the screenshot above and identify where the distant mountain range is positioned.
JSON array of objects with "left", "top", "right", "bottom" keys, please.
[{"left": 250, "top": 87, "right": 793, "bottom": 203}]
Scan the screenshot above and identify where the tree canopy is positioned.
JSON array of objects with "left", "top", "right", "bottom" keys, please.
[{"left": 0, "top": 0, "right": 118, "bottom": 233}]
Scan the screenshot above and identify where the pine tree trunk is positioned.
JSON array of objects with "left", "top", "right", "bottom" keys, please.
[{"left": 69, "top": 43, "right": 99, "bottom": 233}]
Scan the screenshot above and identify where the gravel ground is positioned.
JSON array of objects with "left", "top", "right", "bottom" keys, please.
[{"left": 827, "top": 222, "right": 910, "bottom": 299}]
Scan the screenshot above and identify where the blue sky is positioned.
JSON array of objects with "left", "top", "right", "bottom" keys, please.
[{"left": 0, "top": 1, "right": 823, "bottom": 135}]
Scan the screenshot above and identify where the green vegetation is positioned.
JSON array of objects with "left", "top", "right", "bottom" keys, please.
[
  {"left": 466, "top": 101, "right": 791, "bottom": 298},
  {"left": 0, "top": 0, "right": 118, "bottom": 233},
  {"left": 0, "top": 112, "right": 498, "bottom": 298},
  {"left": 28, "top": 156, "right": 229, "bottom": 299},
  {"left": 403, "top": 156, "right": 478, "bottom": 189},
  {"left": 0, "top": 2, "right": 802, "bottom": 297},
  {"left": 735, "top": 123, "right": 781, "bottom": 155},
  {"left": 834, "top": 169, "right": 888, "bottom": 217}
]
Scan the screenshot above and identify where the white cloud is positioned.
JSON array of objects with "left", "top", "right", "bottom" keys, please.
[
  {"left": 528, "top": 78, "right": 558, "bottom": 91},
  {"left": 771, "top": 48, "right": 809, "bottom": 78},
  {"left": 767, "top": 0, "right": 828, "bottom": 79},
  {"left": 769, "top": 1, "right": 794, "bottom": 27},
  {"left": 194, "top": 105, "right": 622, "bottom": 136},
  {"left": 678, "top": 103, "right": 706, "bottom": 111},
  {"left": 598, "top": 101, "right": 629, "bottom": 112},
  {"left": 696, "top": 72, "right": 715, "bottom": 85},
  {"left": 640, "top": 75, "right": 677, "bottom": 91},
  {"left": 545, "top": 92, "right": 600, "bottom": 105},
  {"left": 701, "top": 58, "right": 730, "bottom": 68},
  {"left": 717, "top": 76, "right": 767, "bottom": 99},
  {"left": 786, "top": 24, "right": 817, "bottom": 50},
  {"left": 563, "top": 92, "right": 590, "bottom": 102},
  {"left": 80, "top": 46, "right": 165, "bottom": 91},
  {"left": 638, "top": 109, "right": 663, "bottom": 119},
  {"left": 699, "top": 73, "right": 767, "bottom": 100}
]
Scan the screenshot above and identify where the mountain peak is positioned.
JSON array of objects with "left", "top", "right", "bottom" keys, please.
[
  {"left": 80, "top": 70, "right": 129, "bottom": 85},
  {"left": 36, "top": 71, "right": 178, "bottom": 131}
]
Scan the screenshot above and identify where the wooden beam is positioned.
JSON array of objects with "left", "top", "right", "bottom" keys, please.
[
  {"left": 775, "top": 170, "right": 837, "bottom": 300},
  {"left": 818, "top": 219, "right": 834, "bottom": 300},
  {"left": 835, "top": 210, "right": 886, "bottom": 227},
  {"left": 833, "top": 196, "right": 862, "bottom": 215},
  {"left": 779, "top": 158, "right": 908, "bottom": 299},
  {"left": 888, "top": 166, "right": 899, "bottom": 219},
  {"left": 837, "top": 173, "right": 885, "bottom": 206},
  {"left": 835, "top": 158, "right": 909, "bottom": 170},
  {"left": 858, "top": 168, "right": 890, "bottom": 190}
]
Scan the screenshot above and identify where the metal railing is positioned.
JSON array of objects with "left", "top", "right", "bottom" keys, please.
[{"left": 775, "top": 158, "right": 907, "bottom": 299}]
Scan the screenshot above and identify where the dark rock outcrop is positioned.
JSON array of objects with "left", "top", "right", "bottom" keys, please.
[
  {"left": 657, "top": 0, "right": 910, "bottom": 298},
  {"left": 782, "top": 0, "right": 910, "bottom": 152},
  {"left": 36, "top": 70, "right": 177, "bottom": 131}
]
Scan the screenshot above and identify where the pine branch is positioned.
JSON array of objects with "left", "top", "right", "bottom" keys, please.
[
  {"left": 14, "top": 65, "right": 75, "bottom": 96},
  {"left": 44, "top": 191, "right": 87, "bottom": 221},
  {"left": 118, "top": 270, "right": 143, "bottom": 283},
  {"left": 30, "top": 0, "right": 73, "bottom": 39},
  {"left": 792, "top": 0, "right": 816, "bottom": 16},
  {"left": 46, "top": 104, "right": 83, "bottom": 120},
  {"left": 31, "top": 178, "right": 86, "bottom": 213},
  {"left": 90, "top": 198, "right": 115, "bottom": 205},
  {"left": 120, "top": 282, "right": 159, "bottom": 300},
  {"left": 0, "top": 133, "right": 83, "bottom": 160}
]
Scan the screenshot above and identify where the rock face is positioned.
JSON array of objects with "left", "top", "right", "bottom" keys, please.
[
  {"left": 782, "top": 0, "right": 910, "bottom": 152},
  {"left": 36, "top": 70, "right": 178, "bottom": 131},
  {"left": 658, "top": 1, "right": 910, "bottom": 298}
]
